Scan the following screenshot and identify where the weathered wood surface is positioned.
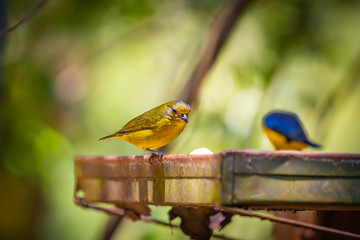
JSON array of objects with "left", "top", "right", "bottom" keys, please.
[
  {"left": 75, "top": 154, "right": 222, "bottom": 205},
  {"left": 222, "top": 150, "right": 360, "bottom": 210},
  {"left": 75, "top": 150, "right": 360, "bottom": 210}
]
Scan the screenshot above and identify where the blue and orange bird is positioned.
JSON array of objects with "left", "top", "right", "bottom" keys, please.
[{"left": 262, "top": 110, "right": 321, "bottom": 151}]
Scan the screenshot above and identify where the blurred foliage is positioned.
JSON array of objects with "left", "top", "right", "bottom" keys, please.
[{"left": 1, "top": 0, "right": 360, "bottom": 239}]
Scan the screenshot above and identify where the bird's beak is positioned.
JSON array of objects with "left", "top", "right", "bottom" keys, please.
[{"left": 180, "top": 114, "right": 188, "bottom": 123}]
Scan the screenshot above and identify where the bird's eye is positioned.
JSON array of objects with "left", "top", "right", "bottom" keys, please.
[{"left": 172, "top": 108, "right": 177, "bottom": 114}]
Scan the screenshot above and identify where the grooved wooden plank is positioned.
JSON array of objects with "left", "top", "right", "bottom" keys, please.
[
  {"left": 78, "top": 178, "right": 221, "bottom": 205},
  {"left": 232, "top": 175, "right": 360, "bottom": 210},
  {"left": 75, "top": 154, "right": 222, "bottom": 206}
]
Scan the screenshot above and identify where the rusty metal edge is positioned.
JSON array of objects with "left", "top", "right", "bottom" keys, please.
[{"left": 221, "top": 149, "right": 360, "bottom": 160}]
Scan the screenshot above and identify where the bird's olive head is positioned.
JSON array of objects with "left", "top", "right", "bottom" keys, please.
[{"left": 166, "top": 101, "right": 191, "bottom": 123}]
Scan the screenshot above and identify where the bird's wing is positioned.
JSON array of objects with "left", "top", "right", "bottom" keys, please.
[
  {"left": 272, "top": 120, "right": 308, "bottom": 142},
  {"left": 117, "top": 113, "right": 163, "bottom": 133}
]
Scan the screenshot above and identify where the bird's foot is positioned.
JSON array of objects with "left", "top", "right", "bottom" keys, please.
[
  {"left": 148, "top": 153, "right": 163, "bottom": 164},
  {"left": 146, "top": 149, "right": 166, "bottom": 164}
]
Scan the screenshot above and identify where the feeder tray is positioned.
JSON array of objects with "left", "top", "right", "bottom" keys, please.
[{"left": 75, "top": 150, "right": 360, "bottom": 210}]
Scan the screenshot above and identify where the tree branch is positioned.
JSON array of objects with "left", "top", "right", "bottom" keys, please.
[
  {"left": 220, "top": 207, "right": 360, "bottom": 240},
  {"left": 0, "top": 0, "right": 49, "bottom": 39},
  {"left": 178, "top": 0, "right": 252, "bottom": 107}
]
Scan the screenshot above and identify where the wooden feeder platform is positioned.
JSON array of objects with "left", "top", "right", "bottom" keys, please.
[{"left": 74, "top": 150, "right": 360, "bottom": 210}]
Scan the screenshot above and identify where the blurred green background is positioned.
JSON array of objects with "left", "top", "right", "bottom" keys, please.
[{"left": 1, "top": 0, "right": 360, "bottom": 239}]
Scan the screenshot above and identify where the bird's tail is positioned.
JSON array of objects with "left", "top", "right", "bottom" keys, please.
[
  {"left": 305, "top": 139, "right": 321, "bottom": 148},
  {"left": 99, "top": 133, "right": 117, "bottom": 141}
]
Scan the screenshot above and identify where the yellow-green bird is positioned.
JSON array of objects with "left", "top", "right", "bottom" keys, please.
[{"left": 100, "top": 101, "right": 191, "bottom": 162}]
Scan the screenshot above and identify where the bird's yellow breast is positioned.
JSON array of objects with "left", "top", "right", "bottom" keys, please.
[
  {"left": 263, "top": 127, "right": 308, "bottom": 151},
  {"left": 118, "top": 118, "right": 186, "bottom": 150}
]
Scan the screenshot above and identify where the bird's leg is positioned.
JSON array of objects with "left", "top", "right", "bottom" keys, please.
[{"left": 146, "top": 149, "right": 166, "bottom": 164}]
